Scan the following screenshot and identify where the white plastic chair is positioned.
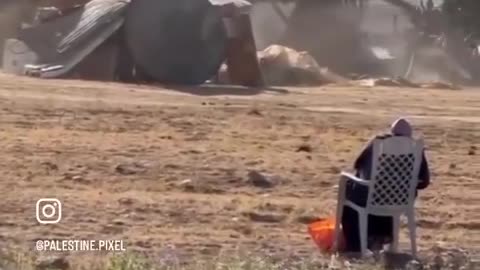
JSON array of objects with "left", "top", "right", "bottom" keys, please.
[{"left": 333, "top": 136, "right": 424, "bottom": 257}]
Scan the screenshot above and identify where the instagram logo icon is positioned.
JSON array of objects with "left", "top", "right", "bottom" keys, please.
[{"left": 36, "top": 198, "right": 62, "bottom": 224}]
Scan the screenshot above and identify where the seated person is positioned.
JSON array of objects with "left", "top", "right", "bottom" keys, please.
[{"left": 341, "top": 118, "right": 431, "bottom": 252}]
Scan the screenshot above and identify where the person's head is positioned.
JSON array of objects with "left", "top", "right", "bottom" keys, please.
[{"left": 390, "top": 118, "right": 412, "bottom": 137}]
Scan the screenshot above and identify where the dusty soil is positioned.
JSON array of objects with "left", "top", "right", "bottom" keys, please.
[{"left": 0, "top": 72, "right": 478, "bottom": 260}]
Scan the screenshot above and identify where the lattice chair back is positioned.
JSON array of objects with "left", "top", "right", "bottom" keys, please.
[{"left": 366, "top": 136, "right": 424, "bottom": 214}]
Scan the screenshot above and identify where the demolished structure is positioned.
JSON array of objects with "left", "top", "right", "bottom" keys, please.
[
  {"left": 0, "top": 0, "right": 263, "bottom": 86},
  {"left": 1, "top": 0, "right": 478, "bottom": 87}
]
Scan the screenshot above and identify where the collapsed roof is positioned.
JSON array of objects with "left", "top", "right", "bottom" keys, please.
[
  {"left": 15, "top": 0, "right": 129, "bottom": 78},
  {"left": 3, "top": 0, "right": 249, "bottom": 84}
]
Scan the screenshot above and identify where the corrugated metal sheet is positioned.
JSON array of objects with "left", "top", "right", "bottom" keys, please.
[
  {"left": 18, "top": 0, "right": 129, "bottom": 63},
  {"left": 57, "top": 0, "right": 130, "bottom": 53},
  {"left": 209, "top": 0, "right": 252, "bottom": 9},
  {"left": 12, "top": 0, "right": 130, "bottom": 78}
]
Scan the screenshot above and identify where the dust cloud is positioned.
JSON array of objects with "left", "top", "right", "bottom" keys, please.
[
  {"left": 0, "top": 1, "right": 25, "bottom": 67},
  {"left": 250, "top": 1, "right": 406, "bottom": 77},
  {"left": 249, "top": 0, "right": 456, "bottom": 82},
  {"left": 250, "top": 2, "right": 295, "bottom": 50},
  {"left": 0, "top": 0, "right": 463, "bottom": 83}
]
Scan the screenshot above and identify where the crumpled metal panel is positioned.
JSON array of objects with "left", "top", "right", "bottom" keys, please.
[
  {"left": 209, "top": 0, "right": 252, "bottom": 10},
  {"left": 17, "top": 0, "right": 129, "bottom": 63},
  {"left": 57, "top": 0, "right": 130, "bottom": 53},
  {"left": 23, "top": 19, "right": 124, "bottom": 78}
]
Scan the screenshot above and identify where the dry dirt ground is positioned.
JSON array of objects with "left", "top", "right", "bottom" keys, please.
[{"left": 0, "top": 72, "right": 478, "bottom": 261}]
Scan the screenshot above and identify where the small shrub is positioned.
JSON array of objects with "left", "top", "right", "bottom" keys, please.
[{"left": 107, "top": 253, "right": 152, "bottom": 270}]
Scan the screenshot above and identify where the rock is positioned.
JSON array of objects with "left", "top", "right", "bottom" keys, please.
[
  {"left": 35, "top": 256, "right": 69, "bottom": 270},
  {"left": 72, "top": 175, "right": 82, "bottom": 181},
  {"left": 245, "top": 211, "right": 286, "bottom": 223},
  {"left": 175, "top": 179, "right": 224, "bottom": 194},
  {"left": 112, "top": 219, "right": 126, "bottom": 226},
  {"left": 296, "top": 144, "right": 312, "bottom": 153},
  {"left": 233, "top": 224, "right": 253, "bottom": 235},
  {"left": 41, "top": 161, "right": 58, "bottom": 171},
  {"left": 71, "top": 175, "right": 89, "bottom": 184},
  {"left": 178, "top": 179, "right": 195, "bottom": 192},
  {"left": 468, "top": 146, "right": 476, "bottom": 156},
  {"left": 118, "top": 197, "right": 136, "bottom": 206},
  {"left": 179, "top": 179, "right": 193, "bottom": 185},
  {"left": 247, "top": 108, "right": 263, "bottom": 116},
  {"left": 247, "top": 170, "right": 281, "bottom": 188},
  {"left": 115, "top": 162, "right": 147, "bottom": 175}
]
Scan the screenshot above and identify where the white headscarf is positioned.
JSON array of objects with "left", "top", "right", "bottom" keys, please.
[{"left": 391, "top": 118, "right": 413, "bottom": 137}]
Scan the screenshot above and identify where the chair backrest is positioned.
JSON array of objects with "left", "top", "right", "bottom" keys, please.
[{"left": 366, "top": 136, "right": 424, "bottom": 213}]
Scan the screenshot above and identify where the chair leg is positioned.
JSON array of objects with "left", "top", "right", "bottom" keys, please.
[
  {"left": 333, "top": 201, "right": 344, "bottom": 252},
  {"left": 407, "top": 210, "right": 417, "bottom": 257},
  {"left": 389, "top": 215, "right": 400, "bottom": 253},
  {"left": 358, "top": 211, "right": 368, "bottom": 256},
  {"left": 333, "top": 177, "right": 347, "bottom": 252}
]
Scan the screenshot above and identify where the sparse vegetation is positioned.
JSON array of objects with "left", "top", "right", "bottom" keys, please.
[{"left": 0, "top": 245, "right": 478, "bottom": 270}]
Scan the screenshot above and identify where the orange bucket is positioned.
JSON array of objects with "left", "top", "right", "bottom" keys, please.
[{"left": 308, "top": 216, "right": 344, "bottom": 253}]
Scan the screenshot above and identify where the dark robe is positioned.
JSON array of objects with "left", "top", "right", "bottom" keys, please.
[{"left": 341, "top": 134, "right": 430, "bottom": 252}]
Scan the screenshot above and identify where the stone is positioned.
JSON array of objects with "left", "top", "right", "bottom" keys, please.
[
  {"left": 247, "top": 108, "right": 263, "bottom": 116},
  {"left": 178, "top": 179, "right": 195, "bottom": 192},
  {"left": 247, "top": 170, "right": 281, "bottom": 188},
  {"left": 468, "top": 146, "right": 476, "bottom": 156},
  {"left": 118, "top": 197, "right": 136, "bottom": 205},
  {"left": 115, "top": 162, "right": 147, "bottom": 175},
  {"left": 296, "top": 143, "right": 312, "bottom": 153}
]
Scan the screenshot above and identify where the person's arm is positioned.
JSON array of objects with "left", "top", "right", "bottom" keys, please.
[{"left": 417, "top": 150, "right": 430, "bottom": 190}]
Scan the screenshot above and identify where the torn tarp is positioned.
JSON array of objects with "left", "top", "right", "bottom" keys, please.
[
  {"left": 124, "top": 0, "right": 229, "bottom": 85},
  {"left": 7, "top": 0, "right": 130, "bottom": 78}
]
